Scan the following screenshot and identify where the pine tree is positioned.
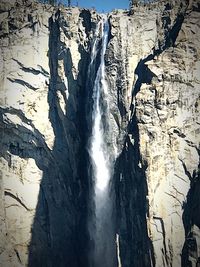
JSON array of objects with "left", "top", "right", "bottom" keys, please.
[{"left": 129, "top": 0, "right": 133, "bottom": 9}]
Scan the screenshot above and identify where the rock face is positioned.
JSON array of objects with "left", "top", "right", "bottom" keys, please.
[
  {"left": 0, "top": 0, "right": 199, "bottom": 266},
  {"left": 109, "top": 1, "right": 200, "bottom": 267}
]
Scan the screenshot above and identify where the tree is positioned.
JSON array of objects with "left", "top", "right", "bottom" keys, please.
[
  {"left": 68, "top": 0, "right": 71, "bottom": 7},
  {"left": 129, "top": 0, "right": 133, "bottom": 9}
]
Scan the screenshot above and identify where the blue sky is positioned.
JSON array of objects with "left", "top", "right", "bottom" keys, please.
[{"left": 70, "top": 0, "right": 129, "bottom": 12}]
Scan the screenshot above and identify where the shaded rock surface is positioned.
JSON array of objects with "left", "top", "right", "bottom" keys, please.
[{"left": 0, "top": 0, "right": 199, "bottom": 266}]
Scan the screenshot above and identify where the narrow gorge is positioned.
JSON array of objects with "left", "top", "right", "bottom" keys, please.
[{"left": 0, "top": 0, "right": 200, "bottom": 267}]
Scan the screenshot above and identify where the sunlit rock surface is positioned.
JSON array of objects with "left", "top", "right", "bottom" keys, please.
[{"left": 0, "top": 0, "right": 199, "bottom": 266}]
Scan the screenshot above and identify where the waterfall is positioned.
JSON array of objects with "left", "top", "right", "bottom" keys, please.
[
  {"left": 89, "top": 15, "right": 117, "bottom": 267},
  {"left": 91, "top": 15, "right": 110, "bottom": 193}
]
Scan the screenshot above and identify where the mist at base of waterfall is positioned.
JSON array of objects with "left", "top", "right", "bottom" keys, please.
[{"left": 93, "top": 189, "right": 117, "bottom": 267}]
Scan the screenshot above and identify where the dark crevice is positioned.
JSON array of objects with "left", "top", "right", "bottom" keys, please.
[
  {"left": 107, "top": 16, "right": 114, "bottom": 43},
  {"left": 79, "top": 9, "right": 92, "bottom": 38},
  {"left": 153, "top": 216, "right": 169, "bottom": 266},
  {"left": 173, "top": 129, "right": 186, "bottom": 138},
  {"left": 4, "top": 191, "right": 31, "bottom": 211},
  {"left": 7, "top": 77, "right": 39, "bottom": 90},
  {"left": 12, "top": 58, "right": 49, "bottom": 77},
  {"left": 14, "top": 248, "right": 22, "bottom": 264},
  {"left": 179, "top": 158, "right": 192, "bottom": 181},
  {"left": 37, "top": 64, "right": 50, "bottom": 76},
  {"left": 0, "top": 106, "right": 34, "bottom": 126}
]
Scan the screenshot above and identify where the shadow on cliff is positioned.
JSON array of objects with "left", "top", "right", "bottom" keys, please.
[
  {"left": 0, "top": 8, "right": 102, "bottom": 267},
  {"left": 181, "top": 153, "right": 200, "bottom": 266},
  {"left": 26, "top": 10, "right": 92, "bottom": 267},
  {"left": 113, "top": 114, "right": 155, "bottom": 267}
]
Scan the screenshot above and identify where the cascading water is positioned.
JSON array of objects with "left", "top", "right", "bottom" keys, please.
[
  {"left": 91, "top": 16, "right": 110, "bottom": 194},
  {"left": 88, "top": 15, "right": 117, "bottom": 267}
]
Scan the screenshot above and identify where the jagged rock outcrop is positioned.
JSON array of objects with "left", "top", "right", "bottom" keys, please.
[{"left": 0, "top": 0, "right": 199, "bottom": 266}]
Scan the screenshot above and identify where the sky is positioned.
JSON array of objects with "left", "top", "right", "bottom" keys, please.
[{"left": 70, "top": 0, "right": 129, "bottom": 13}]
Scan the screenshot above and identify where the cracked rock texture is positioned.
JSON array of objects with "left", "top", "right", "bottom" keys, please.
[{"left": 0, "top": 0, "right": 200, "bottom": 266}]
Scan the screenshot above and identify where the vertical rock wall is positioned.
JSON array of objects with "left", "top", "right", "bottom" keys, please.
[
  {"left": 0, "top": 0, "right": 199, "bottom": 266},
  {"left": 107, "top": 0, "right": 200, "bottom": 266},
  {"left": 0, "top": 1, "right": 98, "bottom": 266}
]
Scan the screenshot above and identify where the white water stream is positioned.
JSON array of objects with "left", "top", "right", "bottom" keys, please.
[
  {"left": 90, "top": 15, "right": 110, "bottom": 193},
  {"left": 89, "top": 15, "right": 117, "bottom": 267}
]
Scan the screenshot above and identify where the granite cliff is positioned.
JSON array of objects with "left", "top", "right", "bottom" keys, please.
[{"left": 0, "top": 0, "right": 199, "bottom": 266}]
